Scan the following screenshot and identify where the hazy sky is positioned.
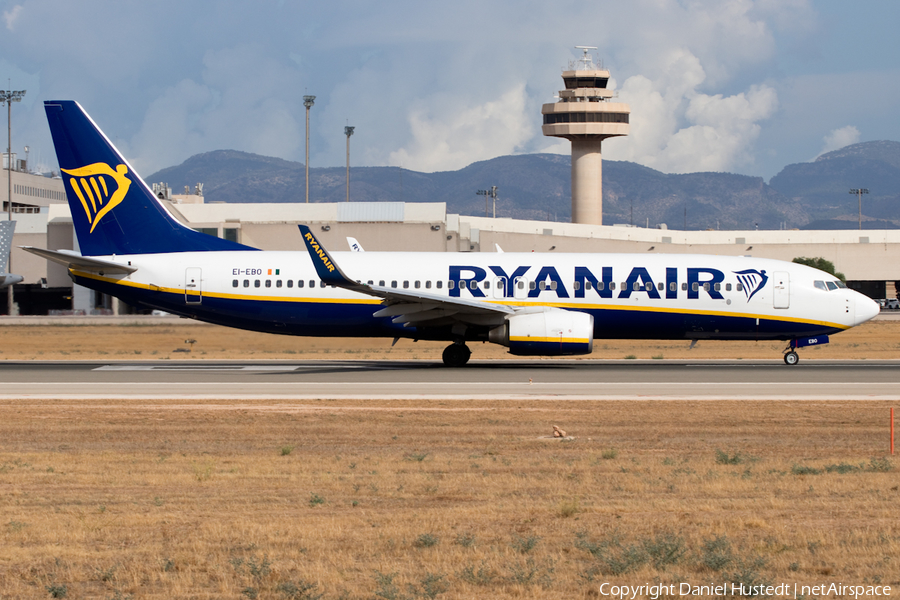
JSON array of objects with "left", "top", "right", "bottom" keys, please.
[{"left": 2, "top": 0, "right": 898, "bottom": 180}]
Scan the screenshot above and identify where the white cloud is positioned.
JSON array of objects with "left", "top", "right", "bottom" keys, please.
[
  {"left": 3, "top": 5, "right": 22, "bottom": 31},
  {"left": 817, "top": 126, "right": 860, "bottom": 157},
  {"left": 387, "top": 84, "right": 534, "bottom": 172}
]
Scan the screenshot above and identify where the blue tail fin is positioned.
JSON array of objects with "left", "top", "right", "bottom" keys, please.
[{"left": 44, "top": 100, "right": 256, "bottom": 256}]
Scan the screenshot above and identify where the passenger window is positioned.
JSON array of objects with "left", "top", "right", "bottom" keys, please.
[
  {"left": 736, "top": 283, "right": 743, "bottom": 292},
  {"left": 298, "top": 280, "right": 304, "bottom": 288},
  {"left": 265, "top": 280, "right": 272, "bottom": 288},
  {"left": 437, "top": 281, "right": 443, "bottom": 289},
  {"left": 309, "top": 280, "right": 315, "bottom": 288},
  {"left": 670, "top": 282, "right": 676, "bottom": 292},
  {"left": 585, "top": 281, "right": 592, "bottom": 290},
  {"left": 725, "top": 283, "right": 731, "bottom": 291},
  {"left": 367, "top": 280, "right": 374, "bottom": 285},
  {"left": 243, "top": 280, "right": 249, "bottom": 288},
  {"left": 826, "top": 281, "right": 838, "bottom": 291},
  {"left": 391, "top": 281, "right": 398, "bottom": 288},
  {"left": 403, "top": 281, "right": 409, "bottom": 289},
  {"left": 425, "top": 281, "right": 431, "bottom": 289},
  {"left": 657, "top": 282, "right": 664, "bottom": 291},
  {"left": 682, "top": 283, "right": 688, "bottom": 291},
  {"left": 415, "top": 281, "right": 421, "bottom": 289},
  {"left": 232, "top": 280, "right": 238, "bottom": 288},
  {"left": 609, "top": 282, "right": 615, "bottom": 290},
  {"left": 573, "top": 281, "right": 581, "bottom": 291},
  {"left": 518, "top": 280, "right": 525, "bottom": 289},
  {"left": 539, "top": 281, "right": 546, "bottom": 291},
  {"left": 620, "top": 282, "right": 626, "bottom": 290},
  {"left": 692, "top": 282, "right": 699, "bottom": 292},
  {"left": 276, "top": 280, "right": 282, "bottom": 288},
  {"left": 469, "top": 281, "right": 477, "bottom": 290},
  {"left": 633, "top": 282, "right": 640, "bottom": 291},
  {"left": 448, "top": 281, "right": 455, "bottom": 290},
  {"left": 529, "top": 281, "right": 536, "bottom": 290},
  {"left": 551, "top": 281, "right": 557, "bottom": 290},
  {"left": 287, "top": 280, "right": 293, "bottom": 288},
  {"left": 254, "top": 280, "right": 261, "bottom": 288},
  {"left": 714, "top": 283, "right": 721, "bottom": 291},
  {"left": 483, "top": 281, "right": 490, "bottom": 289},
  {"left": 645, "top": 282, "right": 653, "bottom": 291},
  {"left": 379, "top": 280, "right": 385, "bottom": 286}
]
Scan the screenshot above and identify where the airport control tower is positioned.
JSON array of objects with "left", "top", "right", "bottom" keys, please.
[{"left": 542, "top": 47, "right": 630, "bottom": 225}]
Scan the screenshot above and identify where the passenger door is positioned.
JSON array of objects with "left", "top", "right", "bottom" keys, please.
[
  {"left": 185, "top": 267, "right": 202, "bottom": 305},
  {"left": 773, "top": 271, "right": 789, "bottom": 309}
]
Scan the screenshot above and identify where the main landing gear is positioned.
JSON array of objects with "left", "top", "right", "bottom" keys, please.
[{"left": 442, "top": 342, "right": 471, "bottom": 367}]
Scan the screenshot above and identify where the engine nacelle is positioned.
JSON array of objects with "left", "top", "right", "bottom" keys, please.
[{"left": 489, "top": 309, "right": 594, "bottom": 356}]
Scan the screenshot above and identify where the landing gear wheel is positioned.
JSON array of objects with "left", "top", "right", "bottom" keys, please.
[
  {"left": 442, "top": 343, "right": 471, "bottom": 367},
  {"left": 783, "top": 351, "right": 799, "bottom": 366}
]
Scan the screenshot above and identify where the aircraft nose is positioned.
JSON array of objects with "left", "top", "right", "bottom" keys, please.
[{"left": 854, "top": 294, "right": 880, "bottom": 326}]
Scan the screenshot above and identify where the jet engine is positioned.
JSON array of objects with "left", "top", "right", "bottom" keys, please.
[{"left": 488, "top": 309, "right": 594, "bottom": 356}]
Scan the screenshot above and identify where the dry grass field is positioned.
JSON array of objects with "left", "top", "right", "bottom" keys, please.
[
  {"left": 0, "top": 320, "right": 898, "bottom": 598},
  {"left": 0, "top": 399, "right": 897, "bottom": 599},
  {"left": 1, "top": 316, "right": 900, "bottom": 361}
]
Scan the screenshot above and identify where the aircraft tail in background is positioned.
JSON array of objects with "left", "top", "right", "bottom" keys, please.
[{"left": 44, "top": 100, "right": 256, "bottom": 257}]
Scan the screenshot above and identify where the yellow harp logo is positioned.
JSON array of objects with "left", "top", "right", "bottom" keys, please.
[{"left": 61, "top": 163, "right": 132, "bottom": 233}]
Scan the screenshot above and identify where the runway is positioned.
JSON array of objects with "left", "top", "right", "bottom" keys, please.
[{"left": 1, "top": 359, "right": 899, "bottom": 400}]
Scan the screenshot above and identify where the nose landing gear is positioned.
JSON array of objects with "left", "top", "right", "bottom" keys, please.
[
  {"left": 442, "top": 342, "right": 471, "bottom": 367},
  {"left": 783, "top": 349, "right": 799, "bottom": 365},
  {"left": 783, "top": 335, "right": 830, "bottom": 365}
]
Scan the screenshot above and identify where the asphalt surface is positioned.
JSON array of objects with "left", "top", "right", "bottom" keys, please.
[{"left": 1, "top": 359, "right": 899, "bottom": 400}]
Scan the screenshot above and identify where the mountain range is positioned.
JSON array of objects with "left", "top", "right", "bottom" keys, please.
[{"left": 146, "top": 141, "right": 900, "bottom": 231}]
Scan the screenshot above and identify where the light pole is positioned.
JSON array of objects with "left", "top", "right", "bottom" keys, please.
[
  {"left": 303, "top": 95, "right": 315, "bottom": 203},
  {"left": 850, "top": 188, "right": 868, "bottom": 230},
  {"left": 1, "top": 87, "right": 25, "bottom": 316},
  {"left": 344, "top": 126, "right": 354, "bottom": 203},
  {"left": 476, "top": 186, "right": 498, "bottom": 218}
]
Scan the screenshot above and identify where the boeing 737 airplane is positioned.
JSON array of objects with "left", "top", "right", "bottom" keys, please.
[
  {"left": 25, "top": 101, "right": 880, "bottom": 365},
  {"left": 0, "top": 221, "right": 24, "bottom": 290}
]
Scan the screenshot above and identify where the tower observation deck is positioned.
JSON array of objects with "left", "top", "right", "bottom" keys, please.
[{"left": 542, "top": 47, "right": 630, "bottom": 225}]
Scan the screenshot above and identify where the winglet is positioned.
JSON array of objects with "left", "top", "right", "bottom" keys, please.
[{"left": 298, "top": 225, "right": 357, "bottom": 287}]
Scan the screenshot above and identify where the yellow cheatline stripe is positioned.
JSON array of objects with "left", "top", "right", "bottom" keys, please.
[
  {"left": 70, "top": 270, "right": 382, "bottom": 305},
  {"left": 510, "top": 336, "right": 590, "bottom": 344},
  {"left": 70, "top": 270, "right": 848, "bottom": 330},
  {"left": 487, "top": 298, "right": 848, "bottom": 330}
]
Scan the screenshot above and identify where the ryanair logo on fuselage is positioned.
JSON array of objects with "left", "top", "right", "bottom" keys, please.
[{"left": 61, "top": 163, "right": 131, "bottom": 233}]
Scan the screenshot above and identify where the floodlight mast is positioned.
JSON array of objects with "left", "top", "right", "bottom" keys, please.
[
  {"left": 1, "top": 87, "right": 25, "bottom": 316},
  {"left": 344, "top": 126, "right": 354, "bottom": 203},
  {"left": 303, "top": 95, "right": 315, "bottom": 203},
  {"left": 850, "top": 188, "right": 869, "bottom": 230}
]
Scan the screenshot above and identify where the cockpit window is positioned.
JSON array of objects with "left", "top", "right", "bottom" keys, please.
[
  {"left": 835, "top": 280, "right": 847, "bottom": 289},
  {"left": 814, "top": 280, "right": 827, "bottom": 291},
  {"left": 826, "top": 281, "right": 838, "bottom": 291}
]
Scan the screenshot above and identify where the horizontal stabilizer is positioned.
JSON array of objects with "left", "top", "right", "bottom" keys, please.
[{"left": 21, "top": 246, "right": 137, "bottom": 274}]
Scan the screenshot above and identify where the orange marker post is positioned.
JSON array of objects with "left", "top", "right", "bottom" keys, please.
[{"left": 892, "top": 407, "right": 895, "bottom": 456}]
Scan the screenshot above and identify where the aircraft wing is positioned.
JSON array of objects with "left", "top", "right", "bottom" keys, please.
[
  {"left": 298, "top": 225, "right": 512, "bottom": 327},
  {"left": 21, "top": 246, "right": 138, "bottom": 275}
]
